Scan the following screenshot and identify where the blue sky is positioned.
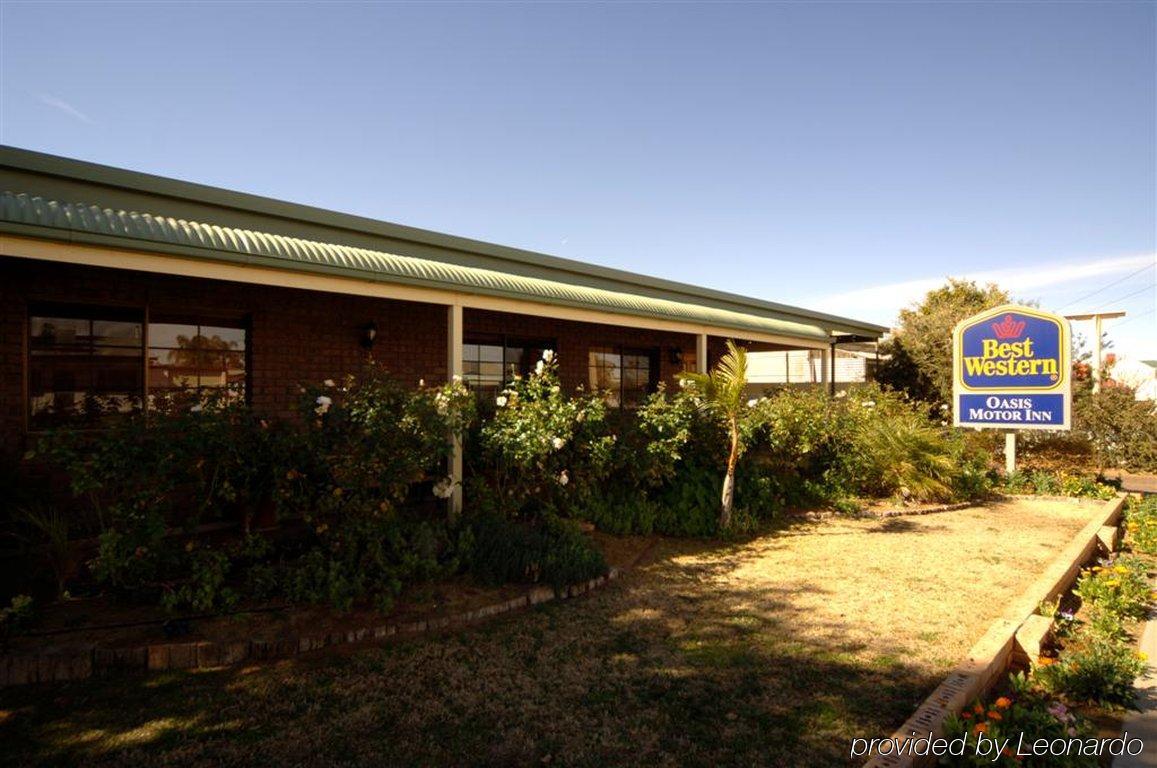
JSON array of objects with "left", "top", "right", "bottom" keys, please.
[{"left": 2, "top": 2, "right": 1154, "bottom": 358}]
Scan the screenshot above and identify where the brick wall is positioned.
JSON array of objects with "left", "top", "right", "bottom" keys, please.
[
  {"left": 0, "top": 257, "right": 447, "bottom": 455},
  {"left": 0, "top": 256, "right": 791, "bottom": 456},
  {"left": 464, "top": 308, "right": 698, "bottom": 391}
]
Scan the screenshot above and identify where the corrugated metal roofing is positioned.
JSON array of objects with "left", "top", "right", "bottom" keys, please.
[{"left": 1, "top": 192, "right": 832, "bottom": 341}]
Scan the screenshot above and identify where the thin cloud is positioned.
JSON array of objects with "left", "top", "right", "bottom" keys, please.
[
  {"left": 810, "top": 253, "right": 1156, "bottom": 325},
  {"left": 36, "top": 93, "right": 94, "bottom": 125}
]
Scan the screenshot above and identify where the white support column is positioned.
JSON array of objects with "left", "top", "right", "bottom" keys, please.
[
  {"left": 447, "top": 303, "right": 464, "bottom": 517},
  {"left": 696, "top": 333, "right": 708, "bottom": 374},
  {"left": 1092, "top": 315, "right": 1104, "bottom": 394},
  {"left": 819, "top": 348, "right": 828, "bottom": 386},
  {"left": 1005, "top": 432, "right": 1017, "bottom": 476}
]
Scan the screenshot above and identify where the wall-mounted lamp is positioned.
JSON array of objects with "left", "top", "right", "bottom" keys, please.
[
  {"left": 360, "top": 321, "right": 378, "bottom": 349},
  {"left": 668, "top": 347, "right": 684, "bottom": 366}
]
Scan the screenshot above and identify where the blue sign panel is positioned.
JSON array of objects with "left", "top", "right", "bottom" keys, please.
[
  {"left": 958, "top": 314, "right": 1063, "bottom": 390},
  {"left": 958, "top": 394, "right": 1066, "bottom": 427},
  {"left": 952, "top": 305, "right": 1071, "bottom": 431}
]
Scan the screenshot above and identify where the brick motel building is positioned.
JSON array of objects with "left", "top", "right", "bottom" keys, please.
[{"left": 0, "top": 146, "right": 885, "bottom": 509}]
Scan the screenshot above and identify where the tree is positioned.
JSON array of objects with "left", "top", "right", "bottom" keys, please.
[
  {"left": 680, "top": 340, "right": 748, "bottom": 530},
  {"left": 879, "top": 279, "right": 1011, "bottom": 405}
]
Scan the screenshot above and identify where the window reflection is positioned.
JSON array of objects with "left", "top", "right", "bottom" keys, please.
[
  {"left": 588, "top": 346, "right": 657, "bottom": 407},
  {"left": 148, "top": 320, "right": 247, "bottom": 407},
  {"left": 462, "top": 335, "right": 554, "bottom": 396},
  {"left": 29, "top": 308, "right": 144, "bottom": 428}
]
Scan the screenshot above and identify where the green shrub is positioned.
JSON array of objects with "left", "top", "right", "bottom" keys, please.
[
  {"left": 466, "top": 513, "right": 607, "bottom": 591},
  {"left": 941, "top": 674, "right": 1096, "bottom": 767},
  {"left": 476, "top": 352, "right": 610, "bottom": 515},
  {"left": 1125, "top": 495, "right": 1157, "bottom": 555},
  {"left": 746, "top": 384, "right": 993, "bottom": 505},
  {"left": 0, "top": 594, "right": 35, "bottom": 645},
  {"left": 1072, "top": 383, "right": 1157, "bottom": 472},
  {"left": 1073, "top": 556, "right": 1151, "bottom": 621},
  {"left": 160, "top": 547, "right": 238, "bottom": 614},
  {"left": 1003, "top": 470, "right": 1117, "bottom": 500},
  {"left": 1034, "top": 626, "right": 1147, "bottom": 708}
]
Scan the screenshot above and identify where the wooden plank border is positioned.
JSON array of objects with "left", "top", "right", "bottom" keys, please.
[{"left": 864, "top": 494, "right": 1126, "bottom": 768}]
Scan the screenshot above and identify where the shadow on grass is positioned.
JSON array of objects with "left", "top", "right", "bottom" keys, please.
[{"left": 0, "top": 561, "right": 943, "bottom": 768}]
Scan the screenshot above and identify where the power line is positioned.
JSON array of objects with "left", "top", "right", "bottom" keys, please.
[
  {"left": 1056, "top": 260, "right": 1156, "bottom": 311},
  {"left": 1099, "top": 281, "right": 1157, "bottom": 307},
  {"left": 1114, "top": 306, "right": 1156, "bottom": 329}
]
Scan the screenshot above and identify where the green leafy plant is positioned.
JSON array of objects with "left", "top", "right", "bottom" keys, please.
[
  {"left": 1125, "top": 495, "right": 1157, "bottom": 555},
  {"left": 1073, "top": 556, "right": 1151, "bottom": 621},
  {"left": 0, "top": 594, "right": 35, "bottom": 645},
  {"left": 679, "top": 340, "right": 750, "bottom": 530},
  {"left": 1033, "top": 626, "right": 1147, "bottom": 708},
  {"left": 466, "top": 512, "right": 607, "bottom": 591},
  {"left": 477, "top": 350, "right": 608, "bottom": 516},
  {"left": 13, "top": 502, "right": 76, "bottom": 600},
  {"left": 941, "top": 674, "right": 1096, "bottom": 767},
  {"left": 1003, "top": 470, "right": 1117, "bottom": 500},
  {"left": 160, "top": 546, "right": 239, "bottom": 614}
]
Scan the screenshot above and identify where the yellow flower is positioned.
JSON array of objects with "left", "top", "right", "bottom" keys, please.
[{"left": 1138, "top": 652, "right": 1149, "bottom": 662}]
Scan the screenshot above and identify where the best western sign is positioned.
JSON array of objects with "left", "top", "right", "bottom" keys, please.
[{"left": 952, "top": 305, "right": 1071, "bottom": 430}]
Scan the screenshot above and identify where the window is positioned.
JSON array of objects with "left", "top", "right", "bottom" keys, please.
[
  {"left": 148, "top": 318, "right": 248, "bottom": 407},
  {"left": 29, "top": 306, "right": 144, "bottom": 428},
  {"left": 588, "top": 346, "right": 658, "bottom": 407},
  {"left": 28, "top": 306, "right": 249, "bottom": 429},
  {"left": 463, "top": 335, "right": 554, "bottom": 395}
]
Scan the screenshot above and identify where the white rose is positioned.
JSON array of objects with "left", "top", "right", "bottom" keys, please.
[
  {"left": 496, "top": 396, "right": 508, "bottom": 407},
  {"left": 535, "top": 360, "right": 545, "bottom": 375},
  {"left": 747, "top": 399, "right": 758, "bottom": 407},
  {"left": 557, "top": 470, "right": 569, "bottom": 486},
  {"left": 433, "top": 477, "right": 455, "bottom": 499},
  {"left": 542, "top": 349, "right": 554, "bottom": 363},
  {"left": 551, "top": 437, "right": 565, "bottom": 450},
  {"left": 323, "top": 379, "right": 335, "bottom": 388}
]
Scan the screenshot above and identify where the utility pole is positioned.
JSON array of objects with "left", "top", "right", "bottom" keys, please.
[{"left": 1064, "top": 311, "right": 1127, "bottom": 393}]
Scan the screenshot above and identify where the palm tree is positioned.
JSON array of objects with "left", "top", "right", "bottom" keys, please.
[{"left": 681, "top": 340, "right": 749, "bottom": 530}]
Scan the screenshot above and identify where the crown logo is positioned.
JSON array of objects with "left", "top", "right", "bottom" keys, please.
[{"left": 991, "top": 315, "right": 1026, "bottom": 340}]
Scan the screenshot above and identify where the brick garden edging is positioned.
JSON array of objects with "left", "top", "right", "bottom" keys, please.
[
  {"left": 0, "top": 569, "right": 620, "bottom": 687},
  {"left": 862, "top": 494, "right": 1127, "bottom": 768}
]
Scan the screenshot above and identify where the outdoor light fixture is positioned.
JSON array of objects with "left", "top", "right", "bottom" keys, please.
[
  {"left": 360, "top": 320, "right": 378, "bottom": 349},
  {"left": 669, "top": 347, "right": 684, "bottom": 365}
]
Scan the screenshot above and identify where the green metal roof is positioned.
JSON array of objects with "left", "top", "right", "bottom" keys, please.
[
  {"left": 0, "top": 192, "right": 836, "bottom": 341},
  {"left": 0, "top": 147, "right": 887, "bottom": 337}
]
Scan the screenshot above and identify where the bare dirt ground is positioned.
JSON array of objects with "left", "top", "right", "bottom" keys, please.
[{"left": 0, "top": 497, "right": 1106, "bottom": 768}]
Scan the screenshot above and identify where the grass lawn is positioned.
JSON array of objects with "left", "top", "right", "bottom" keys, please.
[{"left": 0, "top": 498, "right": 1106, "bottom": 767}]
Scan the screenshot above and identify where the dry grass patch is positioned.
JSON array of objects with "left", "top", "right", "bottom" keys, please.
[{"left": 0, "top": 498, "right": 1102, "bottom": 768}]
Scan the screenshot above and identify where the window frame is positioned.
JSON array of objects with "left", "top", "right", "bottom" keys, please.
[
  {"left": 25, "top": 302, "right": 251, "bottom": 432},
  {"left": 462, "top": 333, "right": 556, "bottom": 393},
  {"left": 587, "top": 345, "right": 660, "bottom": 408},
  {"left": 147, "top": 313, "right": 251, "bottom": 408}
]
